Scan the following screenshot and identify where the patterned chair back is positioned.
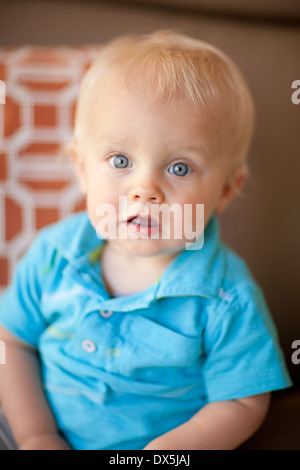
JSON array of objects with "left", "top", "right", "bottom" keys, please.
[{"left": 0, "top": 46, "right": 100, "bottom": 291}]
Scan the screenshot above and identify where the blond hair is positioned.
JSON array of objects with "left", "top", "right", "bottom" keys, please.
[{"left": 73, "top": 30, "right": 255, "bottom": 169}]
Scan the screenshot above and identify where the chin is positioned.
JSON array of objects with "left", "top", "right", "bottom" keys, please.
[{"left": 119, "top": 238, "right": 186, "bottom": 258}]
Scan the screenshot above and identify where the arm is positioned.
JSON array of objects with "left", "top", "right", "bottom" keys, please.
[
  {"left": 143, "top": 392, "right": 271, "bottom": 450},
  {"left": 0, "top": 325, "right": 71, "bottom": 450}
]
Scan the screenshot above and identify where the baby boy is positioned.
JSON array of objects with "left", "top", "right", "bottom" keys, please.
[{"left": 0, "top": 30, "right": 292, "bottom": 450}]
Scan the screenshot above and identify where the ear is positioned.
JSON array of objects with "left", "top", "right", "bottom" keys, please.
[
  {"left": 215, "top": 165, "right": 248, "bottom": 214},
  {"left": 70, "top": 140, "right": 87, "bottom": 195}
]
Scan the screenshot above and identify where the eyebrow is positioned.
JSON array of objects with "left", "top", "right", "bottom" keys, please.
[{"left": 169, "top": 144, "right": 209, "bottom": 160}]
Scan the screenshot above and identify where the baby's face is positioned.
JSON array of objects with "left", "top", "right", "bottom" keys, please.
[{"left": 73, "top": 75, "right": 233, "bottom": 259}]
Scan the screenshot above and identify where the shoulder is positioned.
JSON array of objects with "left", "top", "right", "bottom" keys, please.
[
  {"left": 36, "top": 211, "right": 90, "bottom": 244},
  {"left": 14, "top": 211, "right": 92, "bottom": 284},
  {"left": 30, "top": 211, "right": 93, "bottom": 258},
  {"left": 219, "top": 241, "right": 263, "bottom": 302},
  {"left": 204, "top": 241, "right": 273, "bottom": 336}
]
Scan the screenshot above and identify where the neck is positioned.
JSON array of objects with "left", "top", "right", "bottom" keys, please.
[{"left": 100, "top": 242, "right": 181, "bottom": 297}]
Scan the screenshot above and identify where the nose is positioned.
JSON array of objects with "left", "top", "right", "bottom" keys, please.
[{"left": 128, "top": 175, "right": 164, "bottom": 204}]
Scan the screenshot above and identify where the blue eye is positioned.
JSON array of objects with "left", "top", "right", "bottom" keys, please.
[
  {"left": 169, "top": 163, "right": 190, "bottom": 177},
  {"left": 109, "top": 154, "right": 130, "bottom": 169}
]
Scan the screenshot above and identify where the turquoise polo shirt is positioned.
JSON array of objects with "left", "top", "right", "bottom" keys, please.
[{"left": 0, "top": 212, "right": 292, "bottom": 449}]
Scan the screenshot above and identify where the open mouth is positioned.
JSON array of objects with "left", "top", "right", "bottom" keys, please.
[{"left": 126, "top": 214, "right": 160, "bottom": 235}]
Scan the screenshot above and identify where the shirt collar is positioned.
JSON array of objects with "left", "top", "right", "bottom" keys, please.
[
  {"left": 50, "top": 212, "right": 225, "bottom": 302},
  {"left": 156, "top": 215, "right": 225, "bottom": 299},
  {"left": 49, "top": 212, "right": 101, "bottom": 267}
]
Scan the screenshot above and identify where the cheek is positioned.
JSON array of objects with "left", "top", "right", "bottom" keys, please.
[
  {"left": 172, "top": 190, "right": 213, "bottom": 237},
  {"left": 163, "top": 200, "right": 203, "bottom": 243},
  {"left": 85, "top": 184, "right": 122, "bottom": 235},
  {"left": 86, "top": 177, "right": 119, "bottom": 207}
]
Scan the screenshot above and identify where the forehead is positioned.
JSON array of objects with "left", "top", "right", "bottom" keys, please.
[{"left": 86, "top": 73, "right": 209, "bottom": 143}]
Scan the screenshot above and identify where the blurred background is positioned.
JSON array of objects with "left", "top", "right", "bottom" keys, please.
[{"left": 0, "top": 0, "right": 299, "bottom": 449}]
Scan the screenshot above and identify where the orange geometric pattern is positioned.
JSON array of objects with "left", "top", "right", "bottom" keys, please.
[{"left": 0, "top": 46, "right": 101, "bottom": 292}]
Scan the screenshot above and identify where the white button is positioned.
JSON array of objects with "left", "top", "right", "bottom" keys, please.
[
  {"left": 100, "top": 310, "right": 113, "bottom": 318},
  {"left": 82, "top": 339, "right": 96, "bottom": 353}
]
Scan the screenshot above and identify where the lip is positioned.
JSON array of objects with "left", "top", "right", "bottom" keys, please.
[
  {"left": 126, "top": 214, "right": 161, "bottom": 236},
  {"left": 127, "top": 215, "right": 159, "bottom": 228}
]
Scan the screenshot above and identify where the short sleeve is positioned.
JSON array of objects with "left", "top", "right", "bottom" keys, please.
[
  {"left": 203, "top": 282, "right": 292, "bottom": 402},
  {"left": 0, "top": 232, "right": 49, "bottom": 347}
]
